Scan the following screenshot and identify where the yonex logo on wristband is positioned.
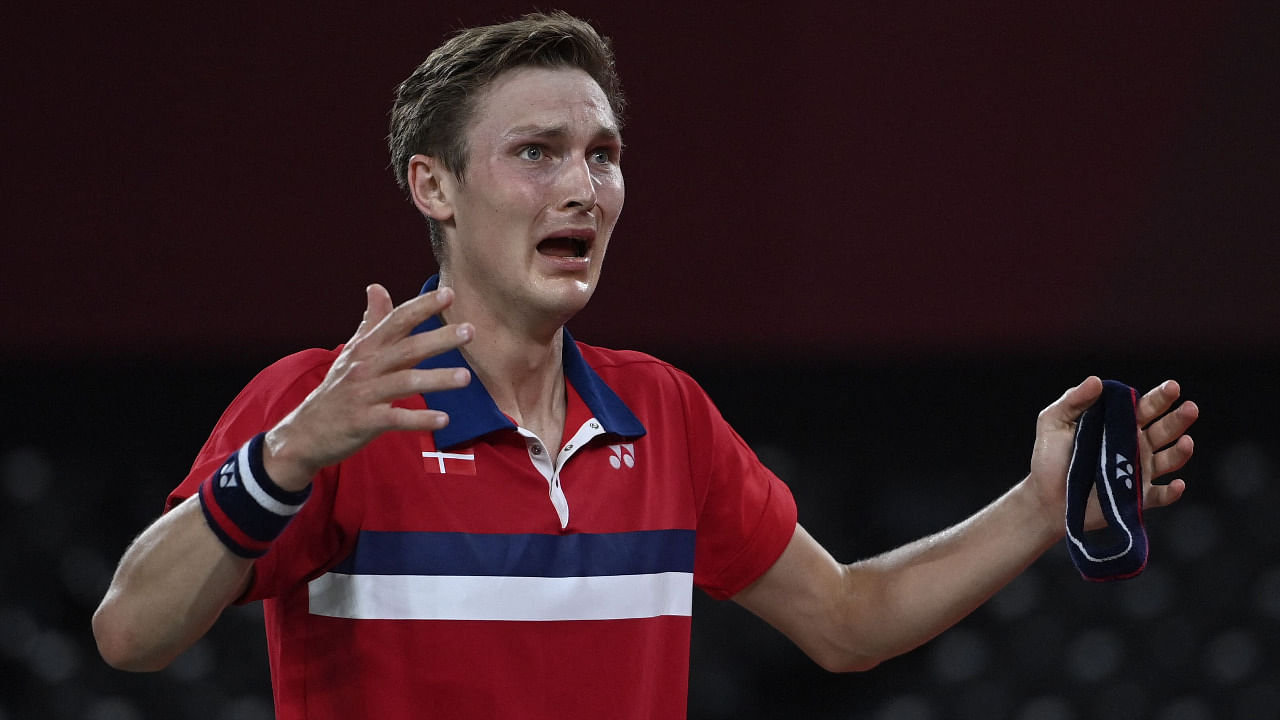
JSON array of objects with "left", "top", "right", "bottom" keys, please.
[{"left": 218, "top": 461, "right": 238, "bottom": 488}]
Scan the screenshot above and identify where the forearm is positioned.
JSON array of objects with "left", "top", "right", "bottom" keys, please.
[
  {"left": 741, "top": 378, "right": 1197, "bottom": 673},
  {"left": 832, "top": 477, "right": 1061, "bottom": 668},
  {"left": 737, "top": 478, "right": 1064, "bottom": 673},
  {"left": 92, "top": 496, "right": 253, "bottom": 671}
]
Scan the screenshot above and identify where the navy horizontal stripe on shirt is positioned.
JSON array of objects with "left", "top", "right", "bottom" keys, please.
[{"left": 330, "top": 529, "right": 696, "bottom": 578}]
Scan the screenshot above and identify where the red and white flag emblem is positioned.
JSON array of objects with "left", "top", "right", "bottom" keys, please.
[
  {"left": 420, "top": 438, "right": 477, "bottom": 475},
  {"left": 421, "top": 451, "right": 476, "bottom": 475}
]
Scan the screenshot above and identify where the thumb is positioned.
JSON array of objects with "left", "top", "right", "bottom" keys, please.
[{"left": 1041, "top": 375, "right": 1103, "bottom": 429}]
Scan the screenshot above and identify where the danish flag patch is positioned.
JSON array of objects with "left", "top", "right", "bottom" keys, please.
[
  {"left": 422, "top": 451, "right": 476, "bottom": 474},
  {"left": 420, "top": 436, "right": 476, "bottom": 475}
]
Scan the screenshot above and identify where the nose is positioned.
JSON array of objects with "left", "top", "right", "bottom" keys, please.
[{"left": 558, "top": 157, "right": 597, "bottom": 212}]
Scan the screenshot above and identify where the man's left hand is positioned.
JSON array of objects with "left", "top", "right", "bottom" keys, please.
[{"left": 1029, "top": 376, "right": 1199, "bottom": 532}]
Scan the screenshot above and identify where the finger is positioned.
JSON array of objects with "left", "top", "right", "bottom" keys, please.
[
  {"left": 1151, "top": 434, "right": 1195, "bottom": 480},
  {"left": 1144, "top": 477, "right": 1186, "bottom": 510},
  {"left": 1135, "top": 379, "right": 1180, "bottom": 427},
  {"left": 1144, "top": 400, "right": 1200, "bottom": 451},
  {"left": 364, "top": 286, "right": 456, "bottom": 347},
  {"left": 351, "top": 283, "right": 395, "bottom": 343},
  {"left": 371, "top": 321, "right": 474, "bottom": 374},
  {"left": 368, "top": 366, "right": 472, "bottom": 405},
  {"left": 1039, "top": 376, "right": 1102, "bottom": 428},
  {"left": 380, "top": 405, "right": 454, "bottom": 433}
]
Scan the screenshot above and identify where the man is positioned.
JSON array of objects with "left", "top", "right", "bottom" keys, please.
[{"left": 92, "top": 12, "right": 1198, "bottom": 719}]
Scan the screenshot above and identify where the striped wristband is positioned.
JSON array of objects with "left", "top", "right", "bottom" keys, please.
[{"left": 198, "top": 433, "right": 311, "bottom": 558}]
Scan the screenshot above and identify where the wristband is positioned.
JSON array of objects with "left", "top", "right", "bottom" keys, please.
[
  {"left": 198, "top": 433, "right": 311, "bottom": 558},
  {"left": 1064, "top": 380, "right": 1147, "bottom": 581}
]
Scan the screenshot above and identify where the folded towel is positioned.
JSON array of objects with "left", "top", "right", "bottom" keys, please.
[{"left": 1064, "top": 380, "right": 1147, "bottom": 581}]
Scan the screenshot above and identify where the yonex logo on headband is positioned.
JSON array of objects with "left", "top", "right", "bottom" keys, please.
[{"left": 1115, "top": 454, "right": 1133, "bottom": 489}]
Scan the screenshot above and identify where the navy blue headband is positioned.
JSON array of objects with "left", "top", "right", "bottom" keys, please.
[{"left": 1064, "top": 380, "right": 1147, "bottom": 582}]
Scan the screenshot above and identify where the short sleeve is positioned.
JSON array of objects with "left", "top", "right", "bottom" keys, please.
[
  {"left": 167, "top": 348, "right": 357, "bottom": 603},
  {"left": 673, "top": 369, "right": 798, "bottom": 600}
]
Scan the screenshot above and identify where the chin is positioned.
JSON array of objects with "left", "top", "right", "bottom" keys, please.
[{"left": 533, "top": 277, "right": 597, "bottom": 320}]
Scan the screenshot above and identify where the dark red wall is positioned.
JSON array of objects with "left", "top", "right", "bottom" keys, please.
[{"left": 5, "top": 1, "right": 1275, "bottom": 361}]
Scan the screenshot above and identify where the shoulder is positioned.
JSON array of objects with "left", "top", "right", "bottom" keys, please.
[
  {"left": 575, "top": 342, "right": 688, "bottom": 382},
  {"left": 573, "top": 341, "right": 711, "bottom": 404},
  {"left": 222, "top": 347, "right": 341, "bottom": 422},
  {"left": 169, "top": 346, "right": 343, "bottom": 511},
  {"left": 251, "top": 347, "right": 340, "bottom": 390}
]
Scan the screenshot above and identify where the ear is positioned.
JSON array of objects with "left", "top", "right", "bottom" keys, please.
[{"left": 408, "top": 154, "right": 456, "bottom": 222}]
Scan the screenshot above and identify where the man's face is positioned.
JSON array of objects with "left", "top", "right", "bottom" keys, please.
[{"left": 435, "top": 65, "right": 624, "bottom": 331}]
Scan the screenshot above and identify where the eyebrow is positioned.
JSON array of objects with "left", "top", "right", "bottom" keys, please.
[{"left": 503, "top": 123, "right": 622, "bottom": 145}]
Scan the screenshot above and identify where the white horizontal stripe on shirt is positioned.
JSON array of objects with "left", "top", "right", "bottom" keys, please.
[{"left": 307, "top": 571, "right": 694, "bottom": 622}]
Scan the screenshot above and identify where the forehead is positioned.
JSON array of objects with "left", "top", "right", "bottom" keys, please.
[{"left": 466, "top": 65, "right": 619, "bottom": 140}]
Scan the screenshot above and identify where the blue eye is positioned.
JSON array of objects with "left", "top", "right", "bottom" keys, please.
[
  {"left": 590, "top": 149, "right": 611, "bottom": 164},
  {"left": 518, "top": 146, "right": 544, "bottom": 161}
]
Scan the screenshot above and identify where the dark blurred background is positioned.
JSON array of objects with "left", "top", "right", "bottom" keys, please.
[{"left": 3, "top": 1, "right": 1278, "bottom": 718}]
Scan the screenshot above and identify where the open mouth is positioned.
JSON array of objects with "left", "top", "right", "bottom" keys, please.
[{"left": 536, "top": 235, "right": 590, "bottom": 258}]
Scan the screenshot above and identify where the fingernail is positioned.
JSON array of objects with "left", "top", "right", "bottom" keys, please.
[
  {"left": 454, "top": 368, "right": 471, "bottom": 384},
  {"left": 456, "top": 323, "right": 472, "bottom": 340}
]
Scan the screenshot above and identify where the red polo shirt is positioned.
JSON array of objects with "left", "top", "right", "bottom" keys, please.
[{"left": 169, "top": 279, "right": 797, "bottom": 719}]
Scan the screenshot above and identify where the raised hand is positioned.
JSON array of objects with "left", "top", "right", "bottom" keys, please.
[
  {"left": 262, "top": 283, "right": 474, "bottom": 490},
  {"left": 1029, "top": 376, "right": 1199, "bottom": 531}
]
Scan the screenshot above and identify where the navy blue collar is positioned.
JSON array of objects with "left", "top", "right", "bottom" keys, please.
[{"left": 412, "top": 275, "right": 646, "bottom": 449}]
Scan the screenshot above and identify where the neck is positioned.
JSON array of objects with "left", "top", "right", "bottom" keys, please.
[
  {"left": 461, "top": 323, "right": 566, "bottom": 426},
  {"left": 439, "top": 278, "right": 568, "bottom": 447}
]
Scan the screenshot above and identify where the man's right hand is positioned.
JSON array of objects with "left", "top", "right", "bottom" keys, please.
[
  {"left": 262, "top": 283, "right": 473, "bottom": 491},
  {"left": 93, "top": 283, "right": 473, "bottom": 671}
]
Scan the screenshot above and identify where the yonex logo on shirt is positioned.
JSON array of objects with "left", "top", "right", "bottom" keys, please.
[{"left": 608, "top": 444, "right": 635, "bottom": 469}]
